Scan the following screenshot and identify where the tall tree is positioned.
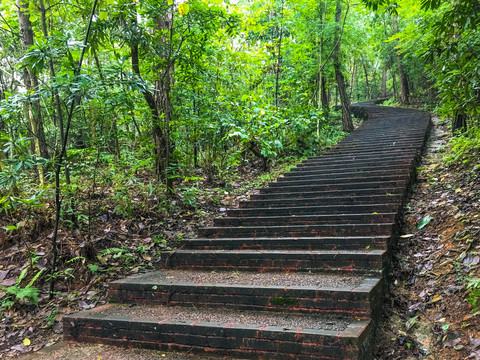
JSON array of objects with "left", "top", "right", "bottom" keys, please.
[
  {"left": 130, "top": 1, "right": 175, "bottom": 189},
  {"left": 392, "top": 15, "right": 409, "bottom": 104},
  {"left": 332, "top": 0, "right": 353, "bottom": 132},
  {"left": 16, "top": 0, "right": 49, "bottom": 184}
]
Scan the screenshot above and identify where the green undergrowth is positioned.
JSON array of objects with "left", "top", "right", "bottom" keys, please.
[{"left": 444, "top": 126, "right": 480, "bottom": 169}]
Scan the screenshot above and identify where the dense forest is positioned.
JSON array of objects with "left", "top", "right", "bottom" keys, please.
[{"left": 0, "top": 0, "right": 479, "bottom": 356}]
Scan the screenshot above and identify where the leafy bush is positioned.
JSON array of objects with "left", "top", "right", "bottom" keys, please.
[{"left": 444, "top": 126, "right": 480, "bottom": 168}]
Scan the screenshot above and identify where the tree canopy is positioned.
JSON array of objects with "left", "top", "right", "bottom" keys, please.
[{"left": 0, "top": 0, "right": 479, "bottom": 301}]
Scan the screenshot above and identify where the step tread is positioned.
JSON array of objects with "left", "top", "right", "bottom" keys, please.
[
  {"left": 171, "top": 249, "right": 386, "bottom": 255},
  {"left": 111, "top": 270, "right": 376, "bottom": 290},
  {"left": 189, "top": 235, "right": 391, "bottom": 241},
  {"left": 200, "top": 223, "right": 394, "bottom": 231},
  {"left": 68, "top": 303, "right": 366, "bottom": 333}
]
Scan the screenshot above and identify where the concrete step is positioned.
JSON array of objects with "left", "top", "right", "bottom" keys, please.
[
  {"left": 250, "top": 187, "right": 404, "bottom": 200},
  {"left": 273, "top": 170, "right": 411, "bottom": 184},
  {"left": 183, "top": 236, "right": 391, "bottom": 250},
  {"left": 108, "top": 270, "right": 382, "bottom": 317},
  {"left": 239, "top": 194, "right": 402, "bottom": 208},
  {"left": 64, "top": 304, "right": 374, "bottom": 359},
  {"left": 260, "top": 180, "right": 406, "bottom": 193},
  {"left": 300, "top": 153, "right": 418, "bottom": 166},
  {"left": 198, "top": 223, "right": 394, "bottom": 238},
  {"left": 293, "top": 155, "right": 415, "bottom": 170},
  {"left": 287, "top": 159, "right": 413, "bottom": 172},
  {"left": 214, "top": 213, "right": 397, "bottom": 227},
  {"left": 326, "top": 143, "right": 423, "bottom": 154},
  {"left": 162, "top": 249, "right": 387, "bottom": 274},
  {"left": 227, "top": 204, "right": 399, "bottom": 217},
  {"left": 280, "top": 164, "right": 413, "bottom": 177}
]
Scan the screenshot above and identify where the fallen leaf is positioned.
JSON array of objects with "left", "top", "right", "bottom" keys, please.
[
  {"left": 428, "top": 294, "right": 442, "bottom": 304},
  {"left": 418, "top": 215, "right": 432, "bottom": 230}
]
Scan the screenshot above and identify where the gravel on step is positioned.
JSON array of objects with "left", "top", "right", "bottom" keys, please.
[
  {"left": 19, "top": 342, "right": 247, "bottom": 360},
  {"left": 96, "top": 304, "right": 352, "bottom": 331},
  {"left": 118, "top": 269, "right": 366, "bottom": 288}
]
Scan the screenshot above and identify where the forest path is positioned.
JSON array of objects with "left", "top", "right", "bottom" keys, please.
[{"left": 25, "top": 103, "right": 431, "bottom": 360}]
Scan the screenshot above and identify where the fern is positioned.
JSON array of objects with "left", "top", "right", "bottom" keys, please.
[
  {"left": 27, "top": 268, "right": 45, "bottom": 288},
  {"left": 6, "top": 286, "right": 40, "bottom": 306},
  {"left": 99, "top": 247, "right": 125, "bottom": 257},
  {"left": 15, "top": 267, "right": 29, "bottom": 286}
]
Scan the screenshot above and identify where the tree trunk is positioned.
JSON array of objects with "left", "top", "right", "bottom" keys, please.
[
  {"left": 393, "top": 16, "right": 410, "bottom": 104},
  {"left": 452, "top": 111, "right": 467, "bottom": 134},
  {"left": 392, "top": 70, "right": 398, "bottom": 99},
  {"left": 0, "top": 70, "right": 5, "bottom": 162},
  {"left": 349, "top": 61, "right": 356, "bottom": 99},
  {"left": 381, "top": 65, "right": 387, "bottom": 97},
  {"left": 332, "top": 0, "right": 352, "bottom": 132},
  {"left": 130, "top": 7, "right": 173, "bottom": 189},
  {"left": 0, "top": 70, "right": 5, "bottom": 132},
  {"left": 363, "top": 64, "right": 370, "bottom": 100},
  {"left": 131, "top": 41, "right": 166, "bottom": 180},
  {"left": 321, "top": 76, "right": 328, "bottom": 109},
  {"left": 275, "top": 0, "right": 284, "bottom": 109},
  {"left": 154, "top": 4, "right": 175, "bottom": 191},
  {"left": 317, "top": 0, "right": 329, "bottom": 111},
  {"left": 17, "top": 0, "right": 49, "bottom": 184}
]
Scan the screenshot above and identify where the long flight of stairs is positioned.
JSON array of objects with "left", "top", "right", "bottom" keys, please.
[{"left": 64, "top": 104, "right": 431, "bottom": 359}]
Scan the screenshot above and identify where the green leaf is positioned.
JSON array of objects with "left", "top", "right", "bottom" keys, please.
[
  {"left": 98, "top": 11, "right": 108, "bottom": 21},
  {"left": 417, "top": 215, "right": 432, "bottom": 230},
  {"left": 178, "top": 2, "right": 189, "bottom": 15},
  {"left": 405, "top": 315, "right": 418, "bottom": 331}
]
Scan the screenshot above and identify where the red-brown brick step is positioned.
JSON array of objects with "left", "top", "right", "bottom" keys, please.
[
  {"left": 250, "top": 187, "right": 404, "bottom": 199},
  {"left": 213, "top": 213, "right": 397, "bottom": 226},
  {"left": 274, "top": 169, "right": 410, "bottom": 183},
  {"left": 228, "top": 204, "right": 399, "bottom": 217},
  {"left": 162, "top": 249, "right": 386, "bottom": 274},
  {"left": 108, "top": 270, "right": 382, "bottom": 317},
  {"left": 239, "top": 194, "right": 403, "bottom": 208},
  {"left": 64, "top": 304, "right": 373, "bottom": 360},
  {"left": 182, "top": 235, "right": 390, "bottom": 250},
  {"left": 260, "top": 180, "right": 406, "bottom": 193},
  {"left": 197, "top": 223, "right": 394, "bottom": 238}
]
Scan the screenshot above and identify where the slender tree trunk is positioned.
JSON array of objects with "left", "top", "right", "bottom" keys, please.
[
  {"left": 0, "top": 70, "right": 5, "bottom": 162},
  {"left": 317, "top": 0, "right": 329, "bottom": 111},
  {"left": 50, "top": 0, "right": 98, "bottom": 298},
  {"left": 349, "top": 61, "right": 356, "bottom": 99},
  {"left": 92, "top": 47, "right": 105, "bottom": 81},
  {"left": 17, "top": 0, "right": 49, "bottom": 185},
  {"left": 321, "top": 76, "right": 328, "bottom": 109},
  {"left": 363, "top": 64, "right": 370, "bottom": 100},
  {"left": 39, "top": 0, "right": 72, "bottom": 184},
  {"left": 392, "top": 70, "right": 398, "bottom": 99},
  {"left": 393, "top": 16, "right": 410, "bottom": 104},
  {"left": 154, "top": 3, "right": 175, "bottom": 192},
  {"left": 332, "top": 0, "right": 352, "bottom": 132},
  {"left": 381, "top": 65, "right": 387, "bottom": 97},
  {"left": 0, "top": 70, "right": 5, "bottom": 133},
  {"left": 275, "top": 0, "right": 284, "bottom": 109},
  {"left": 130, "top": 11, "right": 171, "bottom": 188}
]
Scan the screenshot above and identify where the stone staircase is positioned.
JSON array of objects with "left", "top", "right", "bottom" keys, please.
[{"left": 64, "top": 104, "right": 431, "bottom": 359}]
